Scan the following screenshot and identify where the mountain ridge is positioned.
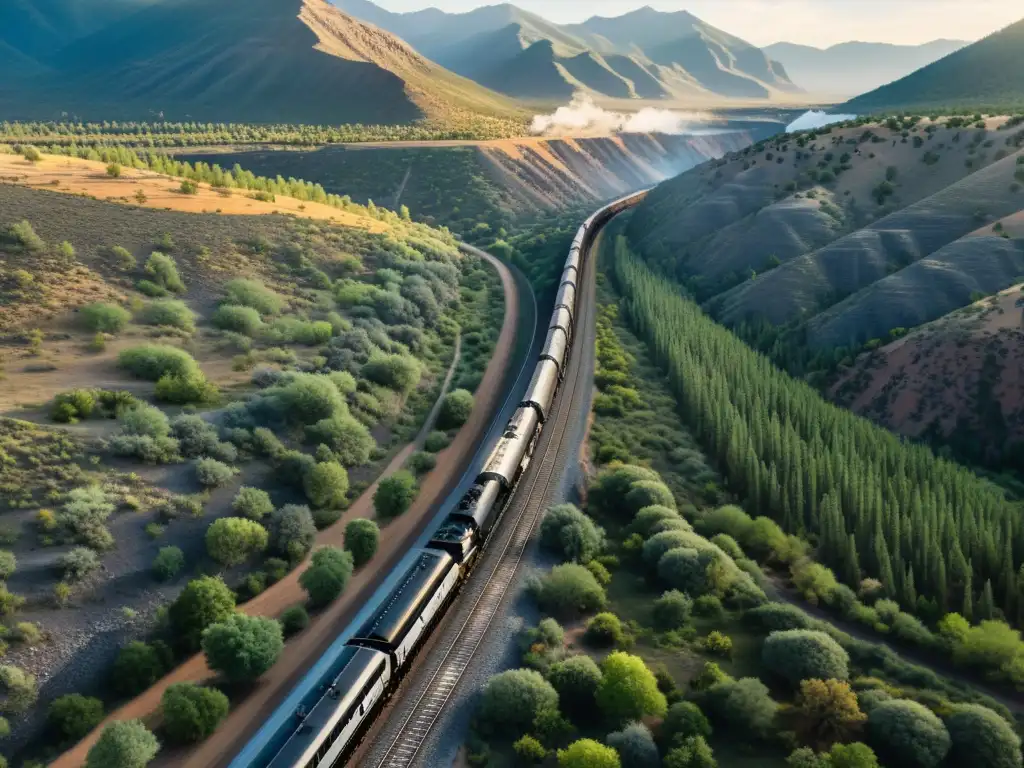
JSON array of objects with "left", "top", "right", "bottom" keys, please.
[
  {"left": 764, "top": 38, "right": 969, "bottom": 97},
  {"left": 843, "top": 17, "right": 1024, "bottom": 110},
  {"left": 0, "top": 0, "right": 523, "bottom": 126},
  {"left": 330, "top": 0, "right": 800, "bottom": 102}
]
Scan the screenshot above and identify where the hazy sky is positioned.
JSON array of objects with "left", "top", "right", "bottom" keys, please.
[{"left": 373, "top": 0, "right": 1021, "bottom": 47}]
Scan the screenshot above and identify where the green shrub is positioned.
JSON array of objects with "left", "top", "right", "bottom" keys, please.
[
  {"left": 546, "top": 655, "right": 602, "bottom": 719},
  {"left": 161, "top": 682, "right": 229, "bottom": 744},
  {"left": 662, "top": 701, "right": 713, "bottom": 746},
  {"left": 630, "top": 505, "right": 683, "bottom": 537},
  {"left": 0, "top": 552, "right": 15, "bottom": 581},
  {"left": 232, "top": 487, "right": 274, "bottom": 520},
  {"left": 945, "top": 703, "right": 1020, "bottom": 768},
  {"left": 137, "top": 300, "right": 195, "bottom": 331},
  {"left": 344, "top": 519, "right": 380, "bottom": 567},
  {"left": 607, "top": 721, "right": 659, "bottom": 767},
  {"left": 584, "top": 612, "right": 625, "bottom": 648},
  {"left": 299, "top": 547, "right": 354, "bottom": 607},
  {"left": 269, "top": 504, "right": 317, "bottom": 562},
  {"left": 212, "top": 305, "right": 262, "bottom": 335},
  {"left": 59, "top": 547, "right": 101, "bottom": 582},
  {"left": 539, "top": 504, "right": 605, "bottom": 563},
  {"left": 867, "top": 699, "right": 950, "bottom": 768},
  {"left": 223, "top": 279, "right": 284, "bottom": 315},
  {"left": 362, "top": 353, "right": 421, "bottom": 394},
  {"left": 704, "top": 677, "right": 777, "bottom": 736},
  {"left": 762, "top": 630, "right": 850, "bottom": 687},
  {"left": 478, "top": 668, "right": 558, "bottom": 737},
  {"left": 155, "top": 370, "right": 216, "bottom": 404},
  {"left": 653, "top": 590, "right": 693, "bottom": 631},
  {"left": 280, "top": 605, "right": 310, "bottom": 637},
  {"left": 144, "top": 251, "right": 185, "bottom": 293},
  {"left": 205, "top": 518, "right": 268, "bottom": 567},
  {"left": 195, "top": 458, "right": 236, "bottom": 488},
  {"left": 530, "top": 563, "right": 606, "bottom": 618},
  {"left": 119, "top": 344, "right": 199, "bottom": 381},
  {"left": 85, "top": 719, "right": 159, "bottom": 768},
  {"left": 596, "top": 651, "right": 667, "bottom": 724},
  {"left": 152, "top": 546, "right": 185, "bottom": 581},
  {"left": 112, "top": 642, "right": 167, "bottom": 696},
  {"left": 81, "top": 302, "right": 131, "bottom": 333},
  {"left": 438, "top": 389, "right": 474, "bottom": 429},
  {"left": 303, "top": 461, "right": 349, "bottom": 508},
  {"left": 424, "top": 431, "right": 449, "bottom": 452},
  {"left": 557, "top": 739, "right": 620, "bottom": 768},
  {"left": 48, "top": 693, "right": 104, "bottom": 742},
  {"left": 201, "top": 614, "right": 283, "bottom": 682},
  {"left": 374, "top": 471, "right": 417, "bottom": 519},
  {"left": 168, "top": 576, "right": 236, "bottom": 651},
  {"left": 409, "top": 451, "right": 436, "bottom": 475},
  {"left": 110, "top": 245, "right": 137, "bottom": 270}
]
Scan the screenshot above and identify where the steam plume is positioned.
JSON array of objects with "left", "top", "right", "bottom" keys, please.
[{"left": 531, "top": 93, "right": 713, "bottom": 136}]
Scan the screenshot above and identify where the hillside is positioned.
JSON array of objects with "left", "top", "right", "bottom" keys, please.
[
  {"left": 332, "top": 0, "right": 801, "bottom": 102},
  {"left": 844, "top": 17, "right": 1024, "bottom": 112},
  {"left": 0, "top": 146, "right": 504, "bottom": 757},
  {"left": 764, "top": 39, "right": 967, "bottom": 98},
  {"left": 626, "top": 114, "right": 1024, "bottom": 469},
  {"left": 181, "top": 129, "right": 761, "bottom": 238},
  {"left": 0, "top": 0, "right": 523, "bottom": 127},
  {"left": 831, "top": 282, "right": 1024, "bottom": 468}
]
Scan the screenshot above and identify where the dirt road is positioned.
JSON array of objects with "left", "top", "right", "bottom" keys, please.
[{"left": 49, "top": 249, "right": 523, "bottom": 768}]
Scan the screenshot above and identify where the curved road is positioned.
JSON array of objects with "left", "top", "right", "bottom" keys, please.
[{"left": 49, "top": 248, "right": 531, "bottom": 768}]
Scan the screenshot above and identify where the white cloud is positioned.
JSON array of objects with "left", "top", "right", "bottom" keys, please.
[{"left": 531, "top": 93, "right": 713, "bottom": 135}]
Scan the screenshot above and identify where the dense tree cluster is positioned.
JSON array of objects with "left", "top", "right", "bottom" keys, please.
[{"left": 611, "top": 239, "right": 1024, "bottom": 630}]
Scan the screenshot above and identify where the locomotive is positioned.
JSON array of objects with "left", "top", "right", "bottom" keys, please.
[{"left": 260, "top": 189, "right": 647, "bottom": 768}]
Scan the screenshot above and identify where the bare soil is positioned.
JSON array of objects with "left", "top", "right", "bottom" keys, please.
[{"left": 49, "top": 250, "right": 521, "bottom": 768}]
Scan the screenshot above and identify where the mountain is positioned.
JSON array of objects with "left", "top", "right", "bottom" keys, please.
[
  {"left": 764, "top": 39, "right": 967, "bottom": 98},
  {"left": 331, "top": 1, "right": 801, "bottom": 102},
  {"left": 625, "top": 115, "right": 1024, "bottom": 467},
  {"left": 0, "top": 0, "right": 157, "bottom": 64},
  {"left": 844, "top": 18, "right": 1024, "bottom": 111},
  {"left": 0, "top": 0, "right": 522, "bottom": 125}
]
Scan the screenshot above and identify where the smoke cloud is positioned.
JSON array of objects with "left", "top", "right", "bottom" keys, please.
[
  {"left": 785, "top": 110, "right": 858, "bottom": 133},
  {"left": 531, "top": 93, "right": 713, "bottom": 136}
]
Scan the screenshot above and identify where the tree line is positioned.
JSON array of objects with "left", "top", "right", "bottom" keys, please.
[{"left": 609, "top": 238, "right": 1024, "bottom": 627}]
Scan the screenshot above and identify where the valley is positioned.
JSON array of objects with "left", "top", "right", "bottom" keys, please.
[{"left": 1, "top": 1, "right": 1023, "bottom": 768}]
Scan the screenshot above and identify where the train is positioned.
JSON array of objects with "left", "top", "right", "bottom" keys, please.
[{"left": 258, "top": 189, "right": 648, "bottom": 768}]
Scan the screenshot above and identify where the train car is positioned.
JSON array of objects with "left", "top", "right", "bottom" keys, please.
[
  {"left": 427, "top": 514, "right": 478, "bottom": 565},
  {"left": 554, "top": 280, "right": 576, "bottom": 319},
  {"left": 559, "top": 265, "right": 578, "bottom": 289},
  {"left": 540, "top": 325, "right": 569, "bottom": 377},
  {"left": 348, "top": 550, "right": 459, "bottom": 669},
  {"left": 449, "top": 478, "right": 505, "bottom": 537},
  {"left": 478, "top": 406, "right": 541, "bottom": 489},
  {"left": 550, "top": 306, "right": 573, "bottom": 346},
  {"left": 521, "top": 358, "right": 560, "bottom": 423},
  {"left": 266, "top": 646, "right": 390, "bottom": 768}
]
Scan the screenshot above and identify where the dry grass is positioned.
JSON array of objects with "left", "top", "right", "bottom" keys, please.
[{"left": 0, "top": 153, "right": 387, "bottom": 232}]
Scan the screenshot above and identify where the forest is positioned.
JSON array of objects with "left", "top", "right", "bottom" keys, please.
[{"left": 608, "top": 237, "right": 1024, "bottom": 686}]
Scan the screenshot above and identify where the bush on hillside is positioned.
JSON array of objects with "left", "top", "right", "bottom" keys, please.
[
  {"left": 596, "top": 651, "right": 667, "bottom": 724},
  {"left": 201, "top": 614, "right": 283, "bottom": 683},
  {"left": 195, "top": 458, "right": 236, "bottom": 488},
  {"left": 280, "top": 605, "right": 310, "bottom": 637},
  {"left": 530, "top": 563, "right": 606, "bottom": 618},
  {"left": 653, "top": 590, "right": 693, "bottom": 631},
  {"left": 362, "top": 353, "right": 421, "bottom": 394},
  {"left": 374, "top": 471, "right": 417, "bottom": 519},
  {"left": 81, "top": 302, "right": 131, "bottom": 333},
  {"left": 477, "top": 668, "right": 558, "bottom": 737},
  {"left": 231, "top": 487, "right": 274, "bottom": 520},
  {"left": 223, "top": 278, "right": 284, "bottom": 315},
  {"left": 704, "top": 677, "right": 778, "bottom": 736},
  {"left": 344, "top": 519, "right": 380, "bottom": 567},
  {"left": 161, "top": 683, "right": 229, "bottom": 744},
  {"left": 303, "top": 461, "right": 349, "bottom": 508},
  {"left": 118, "top": 345, "right": 199, "bottom": 381},
  {"left": 867, "top": 699, "right": 950, "bottom": 768},
  {"left": 945, "top": 703, "right": 1021, "bottom": 768},
  {"left": 662, "top": 701, "right": 713, "bottom": 746},
  {"left": 212, "top": 305, "right": 262, "bottom": 335},
  {"left": 624, "top": 481, "right": 676, "bottom": 516},
  {"left": 438, "top": 389, "right": 474, "bottom": 429},
  {"left": 112, "top": 642, "right": 167, "bottom": 696},
  {"left": 557, "top": 739, "right": 620, "bottom": 768},
  {"left": 268, "top": 504, "right": 317, "bottom": 562},
  {"left": 168, "top": 576, "right": 236, "bottom": 651},
  {"left": 152, "top": 546, "right": 185, "bottom": 581},
  {"left": 205, "top": 518, "right": 268, "bottom": 567},
  {"left": 48, "top": 693, "right": 104, "bottom": 742},
  {"left": 607, "top": 721, "right": 659, "bottom": 768},
  {"left": 307, "top": 415, "right": 375, "bottom": 467},
  {"left": 144, "top": 251, "right": 185, "bottom": 293},
  {"left": 137, "top": 300, "right": 195, "bottom": 332},
  {"left": 762, "top": 630, "right": 850, "bottom": 686},
  {"left": 588, "top": 464, "right": 661, "bottom": 518},
  {"left": 546, "top": 655, "right": 602, "bottom": 719},
  {"left": 299, "top": 547, "right": 354, "bottom": 607},
  {"left": 629, "top": 505, "right": 684, "bottom": 537},
  {"left": 85, "top": 720, "right": 159, "bottom": 768},
  {"left": 539, "top": 503, "right": 605, "bottom": 563}
]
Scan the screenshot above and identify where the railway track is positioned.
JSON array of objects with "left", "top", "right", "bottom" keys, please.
[{"left": 362, "top": 223, "right": 601, "bottom": 768}]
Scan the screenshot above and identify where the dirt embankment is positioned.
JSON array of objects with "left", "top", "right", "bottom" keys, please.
[{"left": 49, "top": 251, "right": 524, "bottom": 768}]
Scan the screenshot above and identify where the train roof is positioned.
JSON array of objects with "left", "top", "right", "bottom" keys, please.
[
  {"left": 350, "top": 549, "right": 454, "bottom": 646},
  {"left": 266, "top": 646, "right": 387, "bottom": 768}
]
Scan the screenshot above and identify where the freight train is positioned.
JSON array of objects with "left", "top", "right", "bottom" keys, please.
[{"left": 259, "top": 189, "right": 647, "bottom": 768}]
